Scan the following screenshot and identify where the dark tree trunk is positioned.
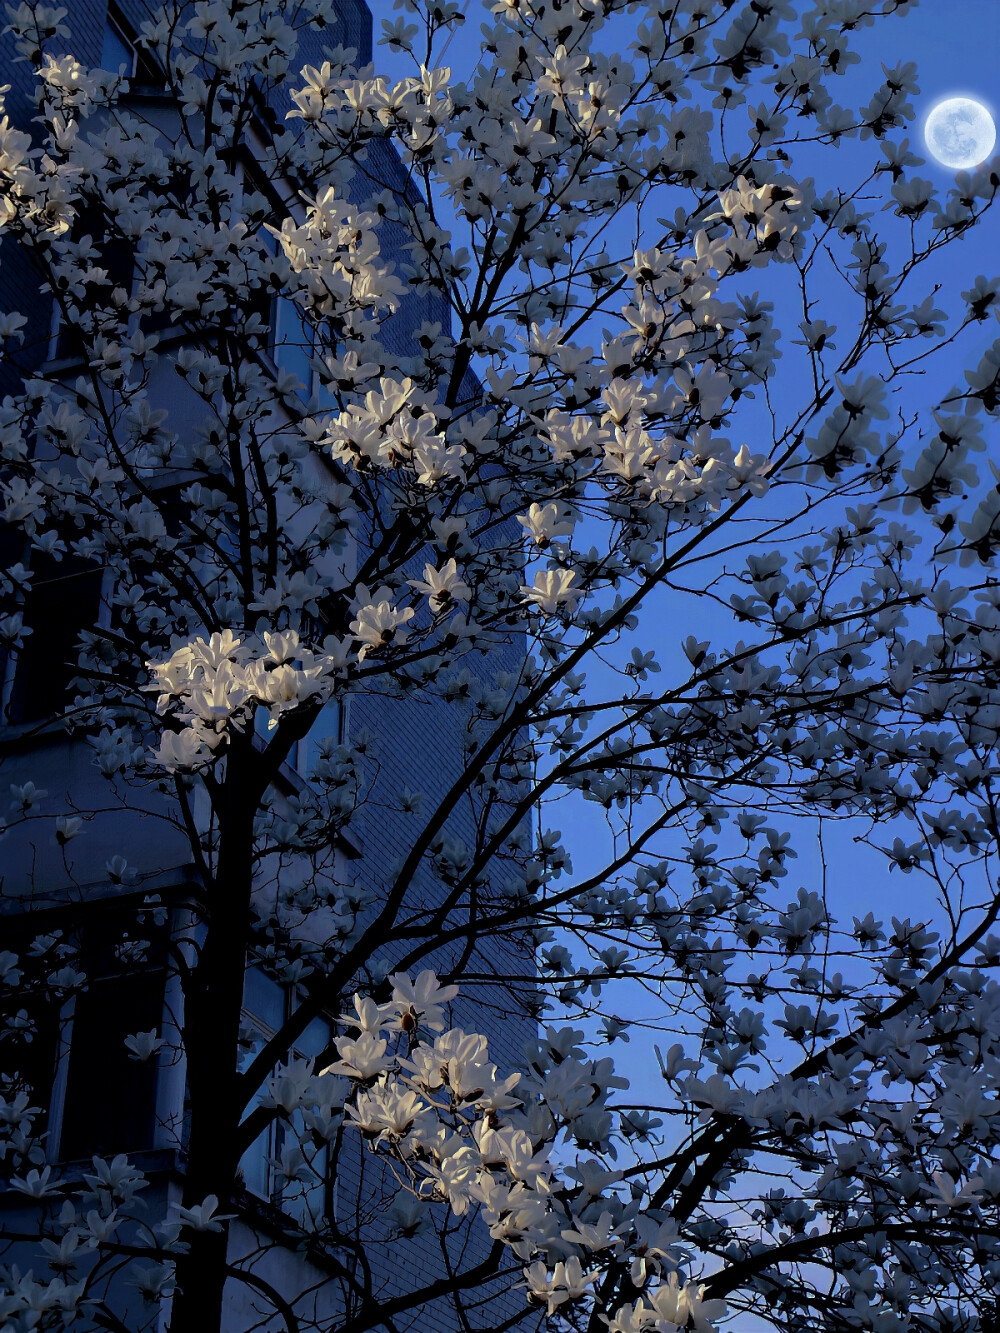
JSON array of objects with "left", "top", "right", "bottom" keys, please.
[{"left": 169, "top": 746, "right": 258, "bottom": 1332}]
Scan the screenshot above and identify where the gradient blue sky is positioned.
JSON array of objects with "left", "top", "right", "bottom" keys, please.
[{"left": 381, "top": 0, "right": 1000, "bottom": 1068}]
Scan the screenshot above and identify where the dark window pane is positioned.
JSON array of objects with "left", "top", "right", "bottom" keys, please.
[
  {"left": 100, "top": 20, "right": 135, "bottom": 76},
  {"left": 296, "top": 1013, "right": 331, "bottom": 1059},
  {"left": 53, "top": 205, "right": 135, "bottom": 362},
  {"left": 0, "top": 918, "right": 64, "bottom": 1144},
  {"left": 6, "top": 555, "right": 103, "bottom": 724},
  {"left": 58, "top": 913, "right": 166, "bottom": 1162},
  {"left": 272, "top": 296, "right": 314, "bottom": 391},
  {"left": 299, "top": 698, "right": 342, "bottom": 776},
  {"left": 0, "top": 523, "right": 26, "bottom": 705},
  {"left": 105, "top": 7, "right": 163, "bottom": 87},
  {"left": 59, "top": 971, "right": 162, "bottom": 1160},
  {"left": 244, "top": 967, "right": 286, "bottom": 1032},
  {"left": 138, "top": 300, "right": 174, "bottom": 336},
  {"left": 238, "top": 1122, "right": 274, "bottom": 1199}
]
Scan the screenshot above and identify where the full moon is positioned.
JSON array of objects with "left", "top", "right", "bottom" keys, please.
[{"left": 924, "top": 97, "right": 996, "bottom": 170}]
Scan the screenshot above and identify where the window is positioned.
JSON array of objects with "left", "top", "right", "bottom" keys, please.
[
  {"left": 295, "top": 697, "right": 344, "bottom": 776},
  {"left": 239, "top": 966, "right": 333, "bottom": 1228},
  {"left": 3, "top": 548, "right": 105, "bottom": 726},
  {"left": 0, "top": 919, "right": 66, "bottom": 1157},
  {"left": 238, "top": 174, "right": 319, "bottom": 395},
  {"left": 100, "top": 16, "right": 136, "bottom": 77},
  {"left": 100, "top": 6, "right": 163, "bottom": 86},
  {"left": 239, "top": 968, "right": 284, "bottom": 1199},
  {"left": 253, "top": 221, "right": 316, "bottom": 394},
  {"left": 252, "top": 671, "right": 345, "bottom": 778},
  {"left": 51, "top": 203, "right": 135, "bottom": 363},
  {"left": 271, "top": 293, "right": 317, "bottom": 395},
  {"left": 57, "top": 911, "right": 166, "bottom": 1162}
]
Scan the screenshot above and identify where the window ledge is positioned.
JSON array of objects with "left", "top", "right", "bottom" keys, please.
[
  {"left": 0, "top": 721, "right": 364, "bottom": 858},
  {"left": 0, "top": 1146, "right": 186, "bottom": 1197},
  {"left": 258, "top": 739, "right": 364, "bottom": 859},
  {"left": 0, "top": 717, "right": 74, "bottom": 753},
  {"left": 233, "top": 1184, "right": 345, "bottom": 1265}
]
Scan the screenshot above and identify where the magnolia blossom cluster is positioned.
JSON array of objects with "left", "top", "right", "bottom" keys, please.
[
  {"left": 603, "top": 1277, "right": 727, "bottom": 1333},
  {"left": 318, "top": 374, "right": 468, "bottom": 486},
  {"left": 145, "top": 629, "right": 349, "bottom": 770},
  {"left": 267, "top": 188, "right": 406, "bottom": 327},
  {"left": 318, "top": 972, "right": 727, "bottom": 1331},
  {"left": 538, "top": 373, "right": 771, "bottom": 516}
]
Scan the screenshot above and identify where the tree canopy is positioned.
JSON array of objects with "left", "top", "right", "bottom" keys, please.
[{"left": 2, "top": 1, "right": 1000, "bottom": 1330}]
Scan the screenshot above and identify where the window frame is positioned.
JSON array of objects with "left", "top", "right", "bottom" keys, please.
[
  {"left": 47, "top": 203, "right": 139, "bottom": 366},
  {"left": 24, "top": 903, "right": 172, "bottom": 1166},
  {"left": 233, "top": 155, "right": 325, "bottom": 400},
  {"left": 239, "top": 964, "right": 335, "bottom": 1229},
  {"left": 100, "top": 13, "right": 137, "bottom": 79},
  {"left": 101, "top": 4, "right": 165, "bottom": 89},
  {"left": 0, "top": 532, "right": 111, "bottom": 731}
]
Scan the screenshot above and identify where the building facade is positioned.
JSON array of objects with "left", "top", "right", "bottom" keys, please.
[{"left": 0, "top": 4, "right": 534, "bottom": 1329}]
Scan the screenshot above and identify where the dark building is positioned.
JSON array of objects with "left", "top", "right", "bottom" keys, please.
[{"left": 0, "top": 3, "right": 534, "bottom": 1329}]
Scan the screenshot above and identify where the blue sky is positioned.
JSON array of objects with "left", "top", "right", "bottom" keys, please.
[
  {"left": 356, "top": 10, "right": 1000, "bottom": 1312},
  {"left": 377, "top": 1, "right": 1000, "bottom": 1066}
]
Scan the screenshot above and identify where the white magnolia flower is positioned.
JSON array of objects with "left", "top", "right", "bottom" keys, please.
[
  {"left": 408, "top": 559, "right": 472, "bottom": 613},
  {"left": 130, "top": 1261, "right": 175, "bottom": 1302},
  {"left": 173, "top": 1195, "right": 233, "bottom": 1232},
  {"left": 389, "top": 970, "right": 459, "bottom": 1033},
  {"left": 517, "top": 502, "right": 576, "bottom": 547},
  {"left": 338, "top": 994, "right": 392, "bottom": 1033},
  {"left": 349, "top": 585, "right": 415, "bottom": 659},
  {"left": 642, "top": 1272, "right": 728, "bottom": 1331},
  {"left": 10, "top": 781, "right": 47, "bottom": 810},
  {"left": 524, "top": 1256, "right": 599, "bottom": 1314},
  {"left": 418, "top": 1143, "right": 479, "bottom": 1214},
  {"left": 346, "top": 1085, "right": 431, "bottom": 1143},
  {"left": 123, "top": 1031, "right": 164, "bottom": 1062},
  {"left": 54, "top": 815, "right": 83, "bottom": 845},
  {"left": 152, "top": 728, "right": 213, "bottom": 773},
  {"left": 520, "top": 568, "right": 582, "bottom": 615},
  {"left": 561, "top": 1209, "right": 626, "bottom": 1253},
  {"left": 11, "top": 1166, "right": 58, "bottom": 1198},
  {"left": 928, "top": 1170, "right": 984, "bottom": 1210},
  {"left": 387, "top": 1192, "right": 430, "bottom": 1236},
  {"left": 323, "top": 1031, "right": 393, "bottom": 1081},
  {"left": 412, "top": 438, "right": 467, "bottom": 486}
]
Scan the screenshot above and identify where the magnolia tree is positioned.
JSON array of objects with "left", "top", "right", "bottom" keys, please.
[{"left": 2, "top": 0, "right": 1000, "bottom": 1329}]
